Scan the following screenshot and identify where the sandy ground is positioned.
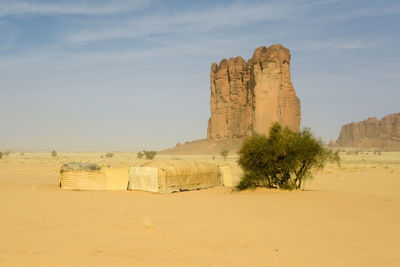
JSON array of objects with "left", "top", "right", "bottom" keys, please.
[{"left": 1, "top": 152, "right": 400, "bottom": 266}]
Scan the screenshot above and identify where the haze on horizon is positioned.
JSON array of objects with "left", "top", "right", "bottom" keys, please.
[{"left": 0, "top": 0, "right": 399, "bottom": 152}]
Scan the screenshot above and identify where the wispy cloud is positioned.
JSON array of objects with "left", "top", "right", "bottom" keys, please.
[
  {"left": 64, "top": 0, "right": 398, "bottom": 46},
  {"left": 323, "top": 2, "right": 400, "bottom": 21},
  {"left": 0, "top": 0, "right": 150, "bottom": 17},
  {"left": 297, "top": 39, "right": 377, "bottom": 51},
  {"left": 65, "top": 1, "right": 305, "bottom": 44}
]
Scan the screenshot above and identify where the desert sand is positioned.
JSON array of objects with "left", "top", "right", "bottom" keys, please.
[{"left": 1, "top": 151, "right": 400, "bottom": 266}]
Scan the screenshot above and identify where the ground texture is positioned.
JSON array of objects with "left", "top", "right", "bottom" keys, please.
[{"left": 0, "top": 152, "right": 399, "bottom": 266}]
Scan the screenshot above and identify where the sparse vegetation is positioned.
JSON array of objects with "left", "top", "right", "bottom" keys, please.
[
  {"left": 237, "top": 123, "right": 339, "bottom": 191},
  {"left": 51, "top": 150, "right": 57, "bottom": 157},
  {"left": 0, "top": 152, "right": 3, "bottom": 159},
  {"left": 137, "top": 151, "right": 144, "bottom": 159},
  {"left": 60, "top": 162, "right": 100, "bottom": 173},
  {"left": 4, "top": 150, "right": 11, "bottom": 156},
  {"left": 105, "top": 152, "right": 114, "bottom": 158},
  {"left": 143, "top": 150, "right": 157, "bottom": 160},
  {"left": 220, "top": 149, "right": 229, "bottom": 160}
]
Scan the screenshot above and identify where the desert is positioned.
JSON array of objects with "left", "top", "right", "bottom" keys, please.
[
  {"left": 1, "top": 1, "right": 400, "bottom": 266},
  {"left": 1, "top": 151, "right": 400, "bottom": 266}
]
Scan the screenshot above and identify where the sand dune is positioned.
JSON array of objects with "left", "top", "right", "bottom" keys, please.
[{"left": 0, "top": 152, "right": 399, "bottom": 266}]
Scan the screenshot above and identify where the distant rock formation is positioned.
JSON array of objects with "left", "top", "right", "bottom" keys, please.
[
  {"left": 336, "top": 113, "right": 400, "bottom": 149},
  {"left": 207, "top": 44, "right": 301, "bottom": 140}
]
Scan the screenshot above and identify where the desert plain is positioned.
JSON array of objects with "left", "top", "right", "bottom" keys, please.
[{"left": 0, "top": 151, "right": 400, "bottom": 266}]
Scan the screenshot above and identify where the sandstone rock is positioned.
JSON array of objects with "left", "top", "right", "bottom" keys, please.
[
  {"left": 207, "top": 44, "right": 301, "bottom": 140},
  {"left": 336, "top": 113, "right": 400, "bottom": 149}
]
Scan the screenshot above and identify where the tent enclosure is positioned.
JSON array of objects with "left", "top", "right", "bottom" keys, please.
[
  {"left": 128, "top": 160, "right": 222, "bottom": 193},
  {"left": 60, "top": 170, "right": 106, "bottom": 190},
  {"left": 60, "top": 163, "right": 129, "bottom": 190},
  {"left": 218, "top": 163, "right": 234, "bottom": 187},
  {"left": 102, "top": 168, "right": 130, "bottom": 190}
]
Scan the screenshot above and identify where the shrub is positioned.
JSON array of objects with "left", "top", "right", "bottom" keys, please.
[
  {"left": 60, "top": 162, "right": 100, "bottom": 173},
  {"left": 137, "top": 151, "right": 144, "bottom": 159},
  {"left": 0, "top": 152, "right": 3, "bottom": 159},
  {"left": 143, "top": 150, "right": 157, "bottom": 160},
  {"left": 4, "top": 150, "right": 11, "bottom": 156},
  {"left": 105, "top": 152, "right": 114, "bottom": 158},
  {"left": 220, "top": 149, "right": 229, "bottom": 160},
  {"left": 237, "top": 123, "right": 339, "bottom": 190},
  {"left": 51, "top": 150, "right": 57, "bottom": 157}
]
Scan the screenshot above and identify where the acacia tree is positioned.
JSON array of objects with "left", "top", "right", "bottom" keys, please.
[{"left": 237, "top": 123, "right": 339, "bottom": 190}]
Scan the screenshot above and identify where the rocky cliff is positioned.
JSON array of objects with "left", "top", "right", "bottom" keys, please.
[
  {"left": 207, "top": 44, "right": 301, "bottom": 140},
  {"left": 336, "top": 113, "right": 400, "bottom": 149}
]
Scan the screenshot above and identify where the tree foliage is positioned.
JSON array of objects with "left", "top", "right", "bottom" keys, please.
[
  {"left": 237, "top": 123, "right": 339, "bottom": 190},
  {"left": 51, "top": 150, "right": 57, "bottom": 157},
  {"left": 137, "top": 151, "right": 144, "bottom": 159},
  {"left": 105, "top": 152, "right": 114, "bottom": 158},
  {"left": 220, "top": 149, "right": 229, "bottom": 160},
  {"left": 143, "top": 150, "right": 157, "bottom": 160}
]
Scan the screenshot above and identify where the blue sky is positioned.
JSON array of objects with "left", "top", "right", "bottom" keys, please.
[{"left": 0, "top": 0, "right": 399, "bottom": 151}]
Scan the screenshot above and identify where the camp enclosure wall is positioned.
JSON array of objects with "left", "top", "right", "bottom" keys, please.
[
  {"left": 129, "top": 160, "right": 222, "bottom": 193},
  {"left": 60, "top": 167, "right": 129, "bottom": 190},
  {"left": 218, "top": 163, "right": 234, "bottom": 187}
]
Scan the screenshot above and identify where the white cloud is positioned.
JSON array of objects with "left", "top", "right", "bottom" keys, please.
[
  {"left": 323, "top": 2, "right": 400, "bottom": 21},
  {"left": 65, "top": 1, "right": 305, "bottom": 44},
  {"left": 296, "top": 39, "right": 377, "bottom": 51},
  {"left": 0, "top": 0, "right": 150, "bottom": 17}
]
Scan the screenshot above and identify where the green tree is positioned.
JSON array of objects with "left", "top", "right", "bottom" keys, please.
[
  {"left": 137, "top": 151, "right": 144, "bottom": 159},
  {"left": 143, "top": 150, "right": 157, "bottom": 160},
  {"left": 237, "top": 123, "right": 339, "bottom": 190}
]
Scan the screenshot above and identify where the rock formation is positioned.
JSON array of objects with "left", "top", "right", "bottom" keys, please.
[
  {"left": 207, "top": 44, "right": 301, "bottom": 140},
  {"left": 336, "top": 113, "right": 400, "bottom": 149}
]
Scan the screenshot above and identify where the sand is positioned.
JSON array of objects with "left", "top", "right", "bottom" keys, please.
[{"left": 0, "top": 151, "right": 400, "bottom": 266}]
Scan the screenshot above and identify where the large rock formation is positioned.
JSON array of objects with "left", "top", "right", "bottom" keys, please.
[
  {"left": 336, "top": 113, "right": 400, "bottom": 149},
  {"left": 207, "top": 44, "right": 301, "bottom": 140}
]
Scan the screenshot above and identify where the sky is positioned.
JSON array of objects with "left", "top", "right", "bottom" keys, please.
[{"left": 0, "top": 0, "right": 399, "bottom": 152}]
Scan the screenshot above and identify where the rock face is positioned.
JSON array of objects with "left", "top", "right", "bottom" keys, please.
[
  {"left": 207, "top": 44, "right": 301, "bottom": 140},
  {"left": 336, "top": 113, "right": 400, "bottom": 149}
]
